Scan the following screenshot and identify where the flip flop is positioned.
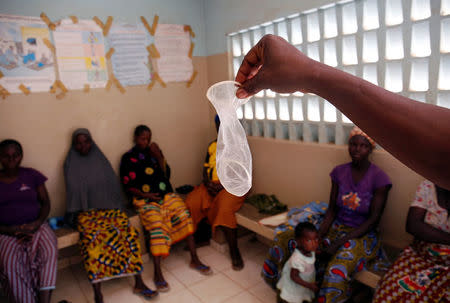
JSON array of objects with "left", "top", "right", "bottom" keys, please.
[
  {"left": 134, "top": 288, "right": 158, "bottom": 300},
  {"left": 190, "top": 263, "right": 213, "bottom": 275},
  {"left": 154, "top": 280, "right": 170, "bottom": 292}
]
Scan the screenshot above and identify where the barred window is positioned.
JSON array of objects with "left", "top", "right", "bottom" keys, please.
[{"left": 228, "top": 0, "right": 450, "bottom": 144}]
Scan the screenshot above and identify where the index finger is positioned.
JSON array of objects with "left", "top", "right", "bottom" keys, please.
[{"left": 235, "top": 41, "right": 264, "bottom": 84}]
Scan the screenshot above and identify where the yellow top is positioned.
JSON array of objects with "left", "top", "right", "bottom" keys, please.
[{"left": 203, "top": 141, "right": 219, "bottom": 182}]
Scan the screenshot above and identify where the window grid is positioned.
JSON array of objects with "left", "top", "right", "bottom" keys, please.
[{"left": 228, "top": 0, "right": 450, "bottom": 145}]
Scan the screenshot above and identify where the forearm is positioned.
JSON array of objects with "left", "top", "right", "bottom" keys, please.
[
  {"left": 318, "top": 210, "right": 335, "bottom": 238},
  {"left": 36, "top": 200, "right": 50, "bottom": 224},
  {"left": 308, "top": 62, "right": 450, "bottom": 189},
  {"left": 407, "top": 221, "right": 450, "bottom": 245},
  {"left": 0, "top": 224, "right": 18, "bottom": 236},
  {"left": 127, "top": 188, "right": 146, "bottom": 198}
]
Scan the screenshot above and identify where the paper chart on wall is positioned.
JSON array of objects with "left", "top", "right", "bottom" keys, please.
[
  {"left": 0, "top": 14, "right": 55, "bottom": 93},
  {"left": 153, "top": 24, "right": 193, "bottom": 83},
  {"left": 53, "top": 19, "right": 107, "bottom": 90},
  {"left": 108, "top": 23, "right": 151, "bottom": 86}
]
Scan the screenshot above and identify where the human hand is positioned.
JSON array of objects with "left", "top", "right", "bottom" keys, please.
[
  {"left": 18, "top": 220, "right": 42, "bottom": 235},
  {"left": 143, "top": 192, "right": 162, "bottom": 201},
  {"left": 235, "top": 34, "right": 317, "bottom": 98},
  {"left": 309, "top": 282, "right": 319, "bottom": 293},
  {"left": 149, "top": 142, "right": 163, "bottom": 160},
  {"left": 324, "top": 240, "right": 342, "bottom": 256}
]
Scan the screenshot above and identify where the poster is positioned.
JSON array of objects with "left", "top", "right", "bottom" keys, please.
[
  {"left": 108, "top": 22, "right": 151, "bottom": 86},
  {"left": 53, "top": 19, "right": 107, "bottom": 90},
  {"left": 0, "top": 14, "right": 55, "bottom": 93},
  {"left": 153, "top": 24, "right": 193, "bottom": 83}
]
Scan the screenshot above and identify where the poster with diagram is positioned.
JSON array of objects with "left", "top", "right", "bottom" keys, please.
[
  {"left": 53, "top": 19, "right": 107, "bottom": 90},
  {"left": 153, "top": 24, "right": 193, "bottom": 83},
  {"left": 108, "top": 22, "right": 152, "bottom": 86},
  {"left": 0, "top": 14, "right": 55, "bottom": 93}
]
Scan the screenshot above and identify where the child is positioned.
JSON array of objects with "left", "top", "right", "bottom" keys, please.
[{"left": 277, "top": 222, "right": 319, "bottom": 303}]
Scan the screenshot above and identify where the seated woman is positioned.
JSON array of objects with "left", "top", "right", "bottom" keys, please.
[
  {"left": 373, "top": 180, "right": 449, "bottom": 303},
  {"left": 262, "top": 127, "right": 391, "bottom": 303},
  {"left": 120, "top": 125, "right": 211, "bottom": 292},
  {"left": 315, "top": 127, "right": 392, "bottom": 302},
  {"left": 0, "top": 139, "right": 57, "bottom": 303},
  {"left": 64, "top": 128, "right": 157, "bottom": 303},
  {"left": 185, "top": 115, "right": 246, "bottom": 270}
]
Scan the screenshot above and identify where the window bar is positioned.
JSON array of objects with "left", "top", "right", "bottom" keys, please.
[
  {"left": 317, "top": 8, "right": 328, "bottom": 143},
  {"left": 377, "top": 0, "right": 387, "bottom": 90},
  {"left": 402, "top": 0, "right": 413, "bottom": 98},
  {"left": 334, "top": 0, "right": 346, "bottom": 144},
  {"left": 429, "top": 0, "right": 442, "bottom": 105}
]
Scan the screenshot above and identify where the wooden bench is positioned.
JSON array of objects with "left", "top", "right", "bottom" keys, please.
[{"left": 235, "top": 203, "right": 400, "bottom": 289}]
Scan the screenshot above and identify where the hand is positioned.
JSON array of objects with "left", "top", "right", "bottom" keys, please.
[
  {"left": 143, "top": 192, "right": 162, "bottom": 201},
  {"left": 149, "top": 142, "right": 163, "bottom": 160},
  {"left": 309, "top": 282, "right": 319, "bottom": 293},
  {"left": 324, "top": 240, "right": 343, "bottom": 256},
  {"left": 18, "top": 220, "right": 42, "bottom": 235},
  {"left": 235, "top": 34, "right": 317, "bottom": 98},
  {"left": 205, "top": 181, "right": 223, "bottom": 196}
]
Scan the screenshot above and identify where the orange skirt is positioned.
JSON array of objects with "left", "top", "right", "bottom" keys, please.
[{"left": 184, "top": 183, "right": 245, "bottom": 234}]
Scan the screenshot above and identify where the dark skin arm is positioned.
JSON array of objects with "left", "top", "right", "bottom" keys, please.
[
  {"left": 235, "top": 35, "right": 450, "bottom": 190},
  {"left": 406, "top": 207, "right": 450, "bottom": 245},
  {"left": 324, "top": 185, "right": 390, "bottom": 255},
  {"left": 202, "top": 167, "right": 224, "bottom": 196},
  {"left": 126, "top": 188, "right": 161, "bottom": 201},
  {"left": 290, "top": 268, "right": 319, "bottom": 292},
  {"left": 149, "top": 142, "right": 166, "bottom": 175},
  {"left": 318, "top": 181, "right": 339, "bottom": 239}
]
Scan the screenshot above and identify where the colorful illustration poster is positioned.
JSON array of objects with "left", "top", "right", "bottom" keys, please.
[
  {"left": 153, "top": 24, "right": 193, "bottom": 83},
  {"left": 53, "top": 19, "right": 107, "bottom": 90},
  {"left": 108, "top": 23, "right": 151, "bottom": 86},
  {"left": 0, "top": 14, "right": 55, "bottom": 93}
]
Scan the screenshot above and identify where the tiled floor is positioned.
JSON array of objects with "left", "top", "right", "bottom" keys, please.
[{"left": 3, "top": 235, "right": 274, "bottom": 303}]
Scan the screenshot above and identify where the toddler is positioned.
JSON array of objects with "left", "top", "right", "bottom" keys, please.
[{"left": 277, "top": 222, "right": 319, "bottom": 303}]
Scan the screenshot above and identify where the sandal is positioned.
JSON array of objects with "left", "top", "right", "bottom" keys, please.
[
  {"left": 190, "top": 263, "right": 213, "bottom": 275},
  {"left": 154, "top": 280, "right": 170, "bottom": 292},
  {"left": 134, "top": 288, "right": 158, "bottom": 300}
]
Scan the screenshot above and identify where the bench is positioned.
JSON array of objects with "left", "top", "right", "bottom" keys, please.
[
  {"left": 235, "top": 203, "right": 401, "bottom": 289},
  {"left": 54, "top": 208, "right": 142, "bottom": 250}
]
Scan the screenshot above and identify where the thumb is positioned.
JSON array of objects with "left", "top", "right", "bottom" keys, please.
[{"left": 236, "top": 66, "right": 268, "bottom": 99}]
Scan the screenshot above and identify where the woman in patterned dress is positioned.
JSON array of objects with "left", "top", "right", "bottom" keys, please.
[
  {"left": 120, "top": 125, "right": 211, "bottom": 292},
  {"left": 373, "top": 180, "right": 449, "bottom": 303}
]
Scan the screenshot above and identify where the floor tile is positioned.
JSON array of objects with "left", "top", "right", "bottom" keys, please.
[
  {"left": 157, "top": 288, "right": 202, "bottom": 303},
  {"left": 51, "top": 267, "right": 88, "bottom": 303},
  {"left": 188, "top": 273, "right": 243, "bottom": 303},
  {"left": 248, "top": 281, "right": 277, "bottom": 303},
  {"left": 222, "top": 258, "right": 263, "bottom": 289},
  {"left": 222, "top": 291, "right": 263, "bottom": 303},
  {"left": 201, "top": 250, "right": 232, "bottom": 272},
  {"left": 166, "top": 260, "right": 211, "bottom": 287}
]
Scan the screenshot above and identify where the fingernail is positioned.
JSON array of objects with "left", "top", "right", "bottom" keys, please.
[{"left": 236, "top": 89, "right": 248, "bottom": 99}]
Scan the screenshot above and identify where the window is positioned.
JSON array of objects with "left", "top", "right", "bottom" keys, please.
[{"left": 228, "top": 0, "right": 450, "bottom": 144}]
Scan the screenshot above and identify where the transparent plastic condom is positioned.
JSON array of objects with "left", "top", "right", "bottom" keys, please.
[{"left": 206, "top": 81, "right": 252, "bottom": 197}]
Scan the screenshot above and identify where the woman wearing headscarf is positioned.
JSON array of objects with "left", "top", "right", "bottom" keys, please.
[
  {"left": 262, "top": 126, "right": 392, "bottom": 303},
  {"left": 64, "top": 128, "right": 157, "bottom": 303}
]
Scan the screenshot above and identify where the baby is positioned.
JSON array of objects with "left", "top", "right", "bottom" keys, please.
[{"left": 277, "top": 222, "right": 319, "bottom": 303}]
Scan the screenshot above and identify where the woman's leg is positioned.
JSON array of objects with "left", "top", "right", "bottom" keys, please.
[
  {"left": 222, "top": 226, "right": 244, "bottom": 270},
  {"left": 152, "top": 256, "right": 165, "bottom": 284},
  {"left": 317, "top": 231, "right": 380, "bottom": 303},
  {"left": 37, "top": 224, "right": 58, "bottom": 303},
  {"left": 207, "top": 189, "right": 245, "bottom": 270},
  {"left": 0, "top": 233, "right": 41, "bottom": 303},
  {"left": 92, "top": 283, "right": 103, "bottom": 303}
]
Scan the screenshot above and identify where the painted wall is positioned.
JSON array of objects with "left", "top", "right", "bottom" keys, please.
[
  {"left": 204, "top": 0, "right": 336, "bottom": 55},
  {"left": 0, "top": 58, "right": 213, "bottom": 217},
  {"left": 0, "top": 0, "right": 207, "bottom": 56}
]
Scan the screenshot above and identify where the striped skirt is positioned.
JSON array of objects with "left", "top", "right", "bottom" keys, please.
[
  {"left": 0, "top": 223, "right": 57, "bottom": 303},
  {"left": 133, "top": 193, "right": 194, "bottom": 257},
  {"left": 77, "top": 209, "right": 143, "bottom": 283}
]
